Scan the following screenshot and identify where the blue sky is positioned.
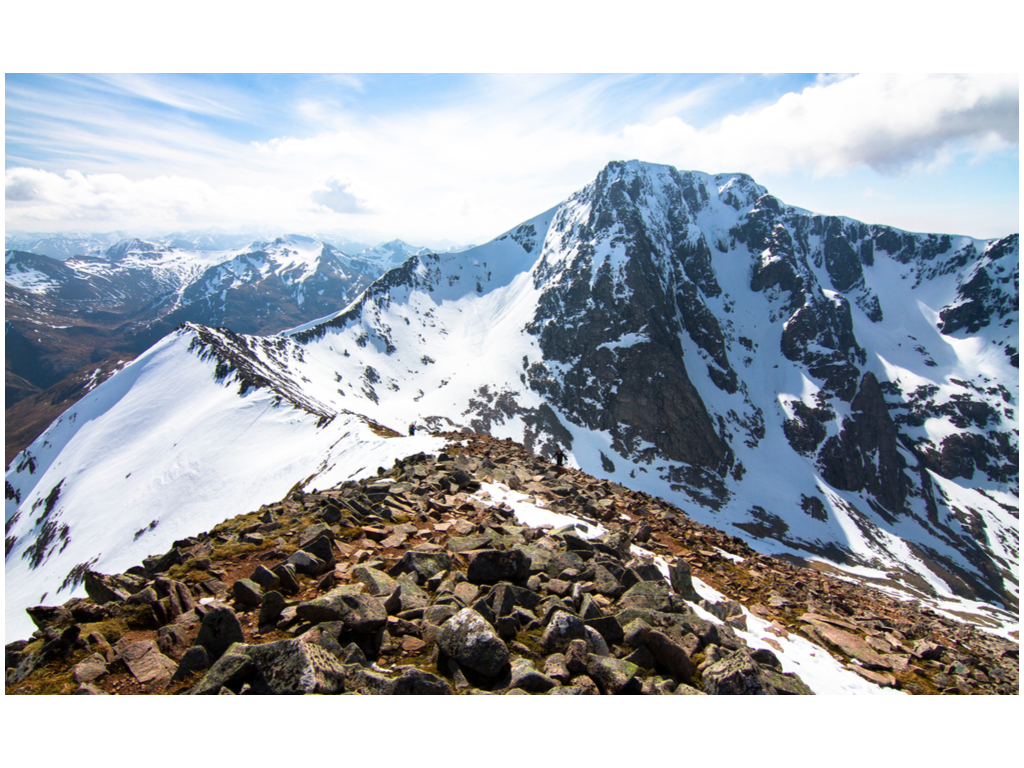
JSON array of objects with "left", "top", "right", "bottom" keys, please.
[{"left": 6, "top": 72, "right": 1019, "bottom": 245}]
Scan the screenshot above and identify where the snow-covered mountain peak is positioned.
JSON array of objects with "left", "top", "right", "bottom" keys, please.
[
  {"left": 5, "top": 161, "right": 1018, "bottom": 645},
  {"left": 104, "top": 237, "right": 169, "bottom": 262}
]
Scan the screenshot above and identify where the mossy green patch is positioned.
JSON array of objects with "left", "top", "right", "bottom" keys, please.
[
  {"left": 79, "top": 618, "right": 127, "bottom": 643},
  {"left": 209, "top": 541, "right": 260, "bottom": 561}
]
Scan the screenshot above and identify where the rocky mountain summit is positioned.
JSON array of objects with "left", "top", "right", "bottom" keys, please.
[{"left": 7, "top": 435, "right": 1016, "bottom": 695}]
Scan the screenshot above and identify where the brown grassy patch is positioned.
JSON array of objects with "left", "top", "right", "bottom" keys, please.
[{"left": 5, "top": 647, "right": 91, "bottom": 695}]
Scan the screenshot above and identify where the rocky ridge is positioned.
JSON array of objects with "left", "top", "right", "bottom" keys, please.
[{"left": 6, "top": 434, "right": 1016, "bottom": 695}]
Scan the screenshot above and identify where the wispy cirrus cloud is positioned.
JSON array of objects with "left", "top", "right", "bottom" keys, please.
[{"left": 84, "top": 74, "right": 248, "bottom": 119}]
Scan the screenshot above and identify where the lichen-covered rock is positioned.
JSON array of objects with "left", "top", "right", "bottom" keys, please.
[
  {"left": 508, "top": 658, "right": 558, "bottom": 693},
  {"left": 83, "top": 571, "right": 144, "bottom": 605},
  {"left": 668, "top": 559, "right": 701, "bottom": 603},
  {"left": 390, "top": 550, "right": 452, "bottom": 584},
  {"left": 586, "top": 656, "right": 642, "bottom": 695},
  {"left": 189, "top": 644, "right": 254, "bottom": 695},
  {"left": 646, "top": 629, "right": 695, "bottom": 683},
  {"left": 250, "top": 565, "right": 281, "bottom": 591},
  {"left": 283, "top": 550, "right": 327, "bottom": 577},
  {"left": 72, "top": 653, "right": 108, "bottom": 684},
  {"left": 541, "top": 610, "right": 588, "bottom": 654},
  {"left": 120, "top": 639, "right": 177, "bottom": 691},
  {"left": 352, "top": 566, "right": 401, "bottom": 597},
  {"left": 296, "top": 589, "right": 386, "bottom": 633},
  {"left": 156, "top": 624, "right": 189, "bottom": 660},
  {"left": 172, "top": 645, "right": 212, "bottom": 682},
  {"left": 437, "top": 608, "right": 510, "bottom": 679},
  {"left": 617, "top": 581, "right": 679, "bottom": 613},
  {"left": 391, "top": 666, "right": 454, "bottom": 695},
  {"left": 26, "top": 605, "right": 71, "bottom": 631},
  {"left": 258, "top": 591, "right": 287, "bottom": 629},
  {"left": 246, "top": 638, "right": 348, "bottom": 694},
  {"left": 702, "top": 649, "right": 775, "bottom": 695}
]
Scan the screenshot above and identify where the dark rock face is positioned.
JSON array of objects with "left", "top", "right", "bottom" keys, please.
[
  {"left": 523, "top": 162, "right": 734, "bottom": 471},
  {"left": 783, "top": 399, "right": 833, "bottom": 456},
  {"left": 823, "top": 217, "right": 865, "bottom": 293},
  {"left": 818, "top": 372, "right": 910, "bottom": 515},
  {"left": 779, "top": 294, "right": 863, "bottom": 402},
  {"left": 939, "top": 235, "right": 1018, "bottom": 336}
]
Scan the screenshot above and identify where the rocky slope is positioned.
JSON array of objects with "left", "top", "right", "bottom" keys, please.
[
  {"left": 6, "top": 161, "right": 1018, "bottom": 646},
  {"left": 7, "top": 434, "right": 1016, "bottom": 695}
]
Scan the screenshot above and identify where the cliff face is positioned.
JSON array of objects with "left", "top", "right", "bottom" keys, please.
[{"left": 818, "top": 372, "right": 910, "bottom": 517}]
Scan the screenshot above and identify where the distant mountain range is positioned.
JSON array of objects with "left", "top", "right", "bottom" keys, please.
[
  {"left": 4, "top": 161, "right": 1017, "bottom": 645},
  {"left": 4, "top": 234, "right": 467, "bottom": 461}
]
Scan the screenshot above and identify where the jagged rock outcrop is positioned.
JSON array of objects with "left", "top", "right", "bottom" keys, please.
[{"left": 818, "top": 372, "right": 910, "bottom": 516}]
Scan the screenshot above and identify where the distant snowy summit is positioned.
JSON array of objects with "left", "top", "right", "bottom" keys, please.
[{"left": 5, "top": 160, "right": 1018, "bottom": 645}]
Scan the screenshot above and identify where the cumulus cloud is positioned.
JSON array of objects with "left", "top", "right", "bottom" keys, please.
[
  {"left": 4, "top": 171, "right": 44, "bottom": 201},
  {"left": 5, "top": 167, "right": 304, "bottom": 228},
  {"left": 621, "top": 73, "right": 1019, "bottom": 177},
  {"left": 311, "top": 178, "right": 370, "bottom": 214}
]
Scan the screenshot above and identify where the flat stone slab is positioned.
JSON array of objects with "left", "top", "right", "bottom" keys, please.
[
  {"left": 121, "top": 640, "right": 177, "bottom": 691},
  {"left": 810, "top": 623, "right": 891, "bottom": 669}
]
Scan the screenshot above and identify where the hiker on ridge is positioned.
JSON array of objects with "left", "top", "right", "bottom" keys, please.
[{"left": 554, "top": 446, "right": 566, "bottom": 467}]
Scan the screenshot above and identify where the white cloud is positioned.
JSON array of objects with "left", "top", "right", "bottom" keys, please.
[
  {"left": 6, "top": 74, "right": 1018, "bottom": 240},
  {"left": 621, "top": 73, "right": 1018, "bottom": 177},
  {"left": 311, "top": 177, "right": 371, "bottom": 214},
  {"left": 5, "top": 168, "right": 307, "bottom": 229},
  {"left": 89, "top": 74, "right": 246, "bottom": 119}
]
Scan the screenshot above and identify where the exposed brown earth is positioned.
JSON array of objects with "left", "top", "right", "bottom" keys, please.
[{"left": 5, "top": 433, "right": 1017, "bottom": 695}]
